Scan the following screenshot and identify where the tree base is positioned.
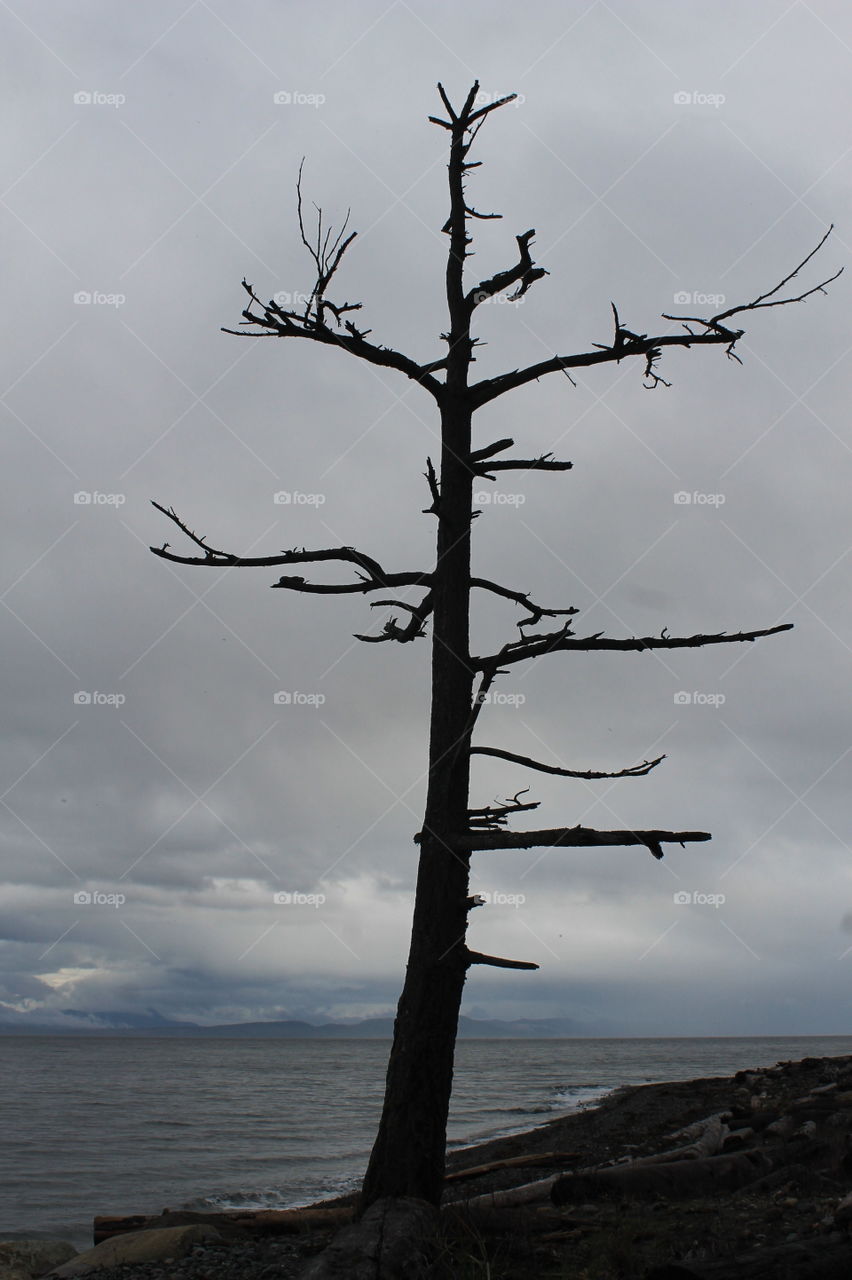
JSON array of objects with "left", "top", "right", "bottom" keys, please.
[{"left": 298, "top": 1197, "right": 438, "bottom": 1279}]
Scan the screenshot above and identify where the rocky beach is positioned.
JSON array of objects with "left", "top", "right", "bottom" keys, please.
[{"left": 6, "top": 1052, "right": 852, "bottom": 1279}]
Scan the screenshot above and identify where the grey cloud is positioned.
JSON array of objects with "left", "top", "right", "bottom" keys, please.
[{"left": 1, "top": 0, "right": 850, "bottom": 1032}]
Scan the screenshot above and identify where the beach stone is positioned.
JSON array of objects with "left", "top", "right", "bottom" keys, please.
[
  {"left": 0, "top": 1242, "right": 77, "bottom": 1280},
  {"left": 833, "top": 1191, "right": 852, "bottom": 1227},
  {"left": 795, "top": 1120, "right": 817, "bottom": 1138},
  {"left": 46, "top": 1226, "right": 222, "bottom": 1277}
]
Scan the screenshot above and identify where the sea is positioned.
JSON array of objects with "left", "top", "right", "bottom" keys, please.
[{"left": 3, "top": 1035, "right": 852, "bottom": 1249}]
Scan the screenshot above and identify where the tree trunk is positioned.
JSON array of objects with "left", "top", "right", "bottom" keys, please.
[
  {"left": 361, "top": 109, "right": 476, "bottom": 1207},
  {"left": 360, "top": 394, "right": 474, "bottom": 1208}
]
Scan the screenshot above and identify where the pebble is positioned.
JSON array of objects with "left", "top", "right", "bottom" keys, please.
[{"left": 82, "top": 1238, "right": 318, "bottom": 1280}]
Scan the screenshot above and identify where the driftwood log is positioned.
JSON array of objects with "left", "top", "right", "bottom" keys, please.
[
  {"left": 551, "top": 1147, "right": 773, "bottom": 1203},
  {"left": 92, "top": 1152, "right": 580, "bottom": 1244},
  {"left": 92, "top": 1206, "right": 351, "bottom": 1246},
  {"left": 444, "top": 1150, "right": 580, "bottom": 1184},
  {"left": 451, "top": 1174, "right": 562, "bottom": 1212},
  {"left": 453, "top": 1111, "right": 737, "bottom": 1212}
]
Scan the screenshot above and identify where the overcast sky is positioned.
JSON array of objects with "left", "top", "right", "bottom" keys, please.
[{"left": 1, "top": 0, "right": 850, "bottom": 1034}]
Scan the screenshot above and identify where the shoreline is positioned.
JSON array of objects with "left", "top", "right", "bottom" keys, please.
[{"left": 10, "top": 1050, "right": 852, "bottom": 1277}]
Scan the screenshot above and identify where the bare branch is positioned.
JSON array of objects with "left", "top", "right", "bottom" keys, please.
[
  {"left": 468, "top": 788, "right": 539, "bottom": 829},
  {"left": 457, "top": 827, "right": 712, "bottom": 858},
  {"left": 149, "top": 504, "right": 430, "bottom": 598},
  {"left": 471, "top": 746, "right": 665, "bottom": 780},
  {"left": 475, "top": 621, "right": 794, "bottom": 671},
  {"left": 466, "top": 666, "right": 504, "bottom": 738},
  {"left": 432, "top": 81, "right": 517, "bottom": 133},
  {"left": 355, "top": 593, "right": 433, "bottom": 644},
  {"left": 470, "top": 578, "right": 578, "bottom": 629},
  {"left": 642, "top": 347, "right": 672, "bottom": 390},
  {"left": 469, "top": 229, "right": 840, "bottom": 406},
  {"left": 436, "top": 82, "right": 457, "bottom": 122},
  {"left": 467, "top": 93, "right": 518, "bottom": 125},
  {"left": 469, "top": 437, "right": 572, "bottom": 479},
  {"left": 470, "top": 438, "right": 514, "bottom": 463},
  {"left": 225, "top": 279, "right": 445, "bottom": 399},
  {"left": 464, "top": 203, "right": 502, "bottom": 222},
  {"left": 149, "top": 501, "right": 239, "bottom": 563},
  {"left": 464, "top": 949, "right": 539, "bottom": 971},
  {"left": 294, "top": 159, "right": 358, "bottom": 331},
  {"left": 473, "top": 454, "right": 573, "bottom": 479},
  {"left": 422, "top": 457, "right": 440, "bottom": 515},
  {"left": 468, "top": 229, "right": 548, "bottom": 309},
  {"left": 707, "top": 225, "right": 842, "bottom": 325},
  {"left": 470, "top": 329, "right": 740, "bottom": 407}
]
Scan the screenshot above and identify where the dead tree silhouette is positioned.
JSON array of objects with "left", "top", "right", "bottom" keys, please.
[{"left": 151, "top": 81, "right": 839, "bottom": 1268}]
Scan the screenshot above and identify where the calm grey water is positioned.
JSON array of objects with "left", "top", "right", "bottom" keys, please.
[{"left": 3, "top": 1035, "right": 852, "bottom": 1248}]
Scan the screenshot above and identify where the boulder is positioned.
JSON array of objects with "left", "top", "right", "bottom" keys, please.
[
  {"left": 0, "top": 1241, "right": 77, "bottom": 1280},
  {"left": 46, "top": 1225, "right": 222, "bottom": 1277}
]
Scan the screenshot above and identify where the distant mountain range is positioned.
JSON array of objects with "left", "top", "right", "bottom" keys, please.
[{"left": 0, "top": 1008, "right": 594, "bottom": 1038}]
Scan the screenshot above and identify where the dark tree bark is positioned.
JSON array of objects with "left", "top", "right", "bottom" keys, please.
[
  {"left": 360, "top": 97, "right": 480, "bottom": 1207},
  {"left": 150, "top": 81, "right": 839, "bottom": 1226}
]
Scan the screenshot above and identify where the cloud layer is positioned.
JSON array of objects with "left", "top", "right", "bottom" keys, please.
[{"left": 1, "top": 0, "right": 850, "bottom": 1032}]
